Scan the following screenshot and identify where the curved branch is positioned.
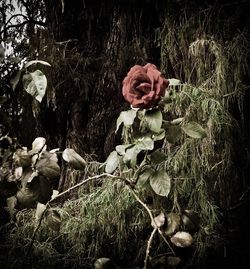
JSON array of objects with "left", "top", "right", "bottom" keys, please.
[{"left": 5, "top": 14, "right": 29, "bottom": 26}]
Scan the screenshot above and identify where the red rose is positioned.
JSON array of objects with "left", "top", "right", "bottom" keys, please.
[{"left": 122, "top": 63, "right": 169, "bottom": 109}]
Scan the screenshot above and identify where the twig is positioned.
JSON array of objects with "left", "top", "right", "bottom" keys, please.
[
  {"left": 157, "top": 229, "right": 176, "bottom": 256},
  {"left": 144, "top": 228, "right": 157, "bottom": 269},
  {"left": 129, "top": 188, "right": 176, "bottom": 259},
  {"left": 130, "top": 188, "right": 155, "bottom": 225},
  {"left": 50, "top": 173, "right": 116, "bottom": 203},
  {"left": 21, "top": 173, "right": 121, "bottom": 268}
]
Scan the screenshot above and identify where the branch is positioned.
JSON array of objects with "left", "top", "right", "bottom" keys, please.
[
  {"left": 5, "top": 14, "right": 28, "bottom": 26},
  {"left": 0, "top": 19, "right": 46, "bottom": 36},
  {"left": 21, "top": 172, "right": 122, "bottom": 268},
  {"left": 143, "top": 228, "right": 157, "bottom": 269},
  {"left": 129, "top": 187, "right": 176, "bottom": 261},
  {"left": 50, "top": 173, "right": 120, "bottom": 204},
  {"left": 130, "top": 188, "right": 155, "bottom": 224}
]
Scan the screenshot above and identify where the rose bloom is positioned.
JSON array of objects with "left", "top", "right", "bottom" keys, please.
[{"left": 122, "top": 63, "right": 169, "bottom": 109}]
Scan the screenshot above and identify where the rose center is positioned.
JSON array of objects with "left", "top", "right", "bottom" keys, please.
[{"left": 136, "top": 82, "right": 151, "bottom": 94}]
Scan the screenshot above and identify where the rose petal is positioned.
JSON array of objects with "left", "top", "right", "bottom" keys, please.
[
  {"left": 136, "top": 82, "right": 151, "bottom": 94},
  {"left": 143, "top": 63, "right": 157, "bottom": 71},
  {"left": 142, "top": 91, "right": 155, "bottom": 101},
  {"left": 122, "top": 63, "right": 169, "bottom": 109}
]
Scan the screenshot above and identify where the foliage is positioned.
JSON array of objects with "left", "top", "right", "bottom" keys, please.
[{"left": 0, "top": 2, "right": 250, "bottom": 269}]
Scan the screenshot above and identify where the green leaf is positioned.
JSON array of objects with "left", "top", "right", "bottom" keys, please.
[
  {"left": 165, "top": 213, "right": 181, "bottom": 235},
  {"left": 170, "top": 231, "right": 193, "bottom": 248},
  {"left": 168, "top": 78, "right": 181, "bottom": 86},
  {"left": 29, "top": 137, "right": 47, "bottom": 155},
  {"left": 45, "top": 209, "right": 61, "bottom": 232},
  {"left": 23, "top": 70, "right": 47, "bottom": 102},
  {"left": 181, "top": 121, "right": 207, "bottom": 139},
  {"left": 150, "top": 169, "right": 171, "bottom": 197},
  {"left": 144, "top": 109, "right": 162, "bottom": 133},
  {"left": 35, "top": 202, "right": 46, "bottom": 221},
  {"left": 116, "top": 109, "right": 137, "bottom": 132},
  {"left": 123, "top": 145, "right": 141, "bottom": 168},
  {"left": 150, "top": 150, "right": 167, "bottom": 165},
  {"left": 94, "top": 258, "right": 114, "bottom": 269},
  {"left": 137, "top": 167, "right": 154, "bottom": 189},
  {"left": 152, "top": 212, "right": 165, "bottom": 228},
  {"left": 135, "top": 136, "right": 154, "bottom": 151},
  {"left": 24, "top": 60, "right": 51, "bottom": 68},
  {"left": 16, "top": 185, "right": 40, "bottom": 209},
  {"left": 105, "top": 151, "right": 119, "bottom": 173},
  {"left": 62, "top": 148, "right": 86, "bottom": 170},
  {"left": 165, "top": 125, "right": 182, "bottom": 144},
  {"left": 13, "top": 148, "right": 32, "bottom": 168},
  {"left": 171, "top": 117, "right": 184, "bottom": 125},
  {"left": 152, "top": 129, "right": 165, "bottom": 141},
  {"left": 115, "top": 144, "right": 133, "bottom": 155},
  {"left": 36, "top": 152, "right": 60, "bottom": 178},
  {"left": 51, "top": 190, "right": 59, "bottom": 200}
]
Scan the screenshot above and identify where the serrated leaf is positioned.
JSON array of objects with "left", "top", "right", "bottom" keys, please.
[
  {"left": 115, "top": 144, "right": 133, "bottom": 155},
  {"left": 171, "top": 117, "right": 184, "bottom": 125},
  {"left": 135, "top": 136, "right": 154, "bottom": 151},
  {"left": 168, "top": 78, "right": 181, "bottom": 86},
  {"left": 165, "top": 125, "right": 182, "bottom": 144},
  {"left": 181, "top": 121, "right": 207, "bottom": 139},
  {"left": 35, "top": 202, "right": 46, "bottom": 221},
  {"left": 62, "top": 148, "right": 86, "bottom": 170},
  {"left": 23, "top": 70, "right": 47, "bottom": 102},
  {"left": 152, "top": 129, "right": 165, "bottom": 141},
  {"left": 45, "top": 209, "right": 61, "bottom": 232},
  {"left": 24, "top": 60, "right": 51, "bottom": 68},
  {"left": 152, "top": 212, "right": 165, "bottom": 228},
  {"left": 150, "top": 169, "right": 171, "bottom": 197},
  {"left": 137, "top": 167, "right": 154, "bottom": 189},
  {"left": 123, "top": 145, "right": 141, "bottom": 168},
  {"left": 165, "top": 212, "right": 181, "bottom": 235},
  {"left": 36, "top": 152, "right": 60, "bottom": 178},
  {"left": 150, "top": 150, "right": 167, "bottom": 165},
  {"left": 170, "top": 231, "right": 193, "bottom": 248},
  {"left": 144, "top": 109, "right": 162, "bottom": 133},
  {"left": 105, "top": 151, "right": 119, "bottom": 173},
  {"left": 116, "top": 109, "right": 137, "bottom": 132}
]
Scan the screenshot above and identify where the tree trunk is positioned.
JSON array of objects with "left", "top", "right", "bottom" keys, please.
[{"left": 17, "top": 0, "right": 250, "bottom": 266}]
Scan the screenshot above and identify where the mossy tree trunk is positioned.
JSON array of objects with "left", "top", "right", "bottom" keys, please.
[{"left": 29, "top": 0, "right": 163, "bottom": 190}]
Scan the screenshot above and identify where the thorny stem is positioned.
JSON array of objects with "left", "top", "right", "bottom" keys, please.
[
  {"left": 129, "top": 187, "right": 176, "bottom": 268},
  {"left": 144, "top": 228, "right": 157, "bottom": 269}
]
